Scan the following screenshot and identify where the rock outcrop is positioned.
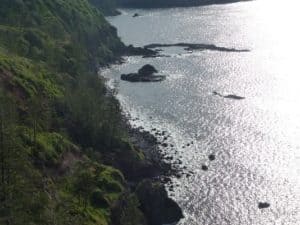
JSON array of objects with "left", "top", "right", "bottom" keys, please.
[
  {"left": 145, "top": 43, "right": 250, "bottom": 53},
  {"left": 121, "top": 64, "right": 166, "bottom": 82},
  {"left": 136, "top": 180, "right": 184, "bottom": 225}
]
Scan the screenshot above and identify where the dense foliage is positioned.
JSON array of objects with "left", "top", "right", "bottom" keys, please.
[{"left": 0, "top": 1, "right": 152, "bottom": 225}]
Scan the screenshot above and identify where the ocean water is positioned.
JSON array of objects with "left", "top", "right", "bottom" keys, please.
[{"left": 102, "top": 1, "right": 300, "bottom": 224}]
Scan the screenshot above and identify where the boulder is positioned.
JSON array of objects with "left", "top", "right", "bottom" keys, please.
[
  {"left": 138, "top": 64, "right": 158, "bottom": 76},
  {"left": 136, "top": 180, "right": 183, "bottom": 225}
]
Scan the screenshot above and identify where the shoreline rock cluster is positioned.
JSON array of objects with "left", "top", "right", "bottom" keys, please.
[{"left": 120, "top": 115, "right": 184, "bottom": 224}]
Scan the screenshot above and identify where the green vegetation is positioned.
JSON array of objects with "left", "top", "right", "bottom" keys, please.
[{"left": 0, "top": 1, "right": 153, "bottom": 225}]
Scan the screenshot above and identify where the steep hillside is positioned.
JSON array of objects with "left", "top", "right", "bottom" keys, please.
[
  {"left": 0, "top": 1, "right": 182, "bottom": 225},
  {"left": 0, "top": 0, "right": 124, "bottom": 71}
]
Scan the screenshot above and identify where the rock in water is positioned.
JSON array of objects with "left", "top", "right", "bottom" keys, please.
[
  {"left": 133, "top": 13, "right": 140, "bottom": 17},
  {"left": 258, "top": 202, "right": 270, "bottom": 209},
  {"left": 212, "top": 91, "right": 223, "bottom": 97},
  {"left": 121, "top": 64, "right": 165, "bottom": 82},
  {"left": 201, "top": 165, "right": 208, "bottom": 171},
  {"left": 213, "top": 91, "right": 245, "bottom": 100},
  {"left": 138, "top": 64, "right": 158, "bottom": 76},
  {"left": 208, "top": 154, "right": 216, "bottom": 161},
  {"left": 224, "top": 94, "right": 245, "bottom": 100}
]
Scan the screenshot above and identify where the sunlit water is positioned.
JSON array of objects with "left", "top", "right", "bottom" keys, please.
[{"left": 102, "top": 1, "right": 300, "bottom": 224}]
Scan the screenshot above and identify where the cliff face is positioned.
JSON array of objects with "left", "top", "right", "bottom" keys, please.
[
  {"left": 117, "top": 0, "right": 250, "bottom": 8},
  {"left": 0, "top": 1, "right": 182, "bottom": 225}
]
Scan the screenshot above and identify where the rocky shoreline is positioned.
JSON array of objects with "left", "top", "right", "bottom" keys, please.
[
  {"left": 101, "top": 52, "right": 184, "bottom": 224},
  {"left": 116, "top": 108, "right": 184, "bottom": 224}
]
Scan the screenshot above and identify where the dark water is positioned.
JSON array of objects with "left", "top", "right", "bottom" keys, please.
[{"left": 103, "top": 1, "right": 300, "bottom": 224}]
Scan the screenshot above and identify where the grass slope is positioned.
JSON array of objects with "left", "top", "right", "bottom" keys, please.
[{"left": 0, "top": 1, "right": 149, "bottom": 225}]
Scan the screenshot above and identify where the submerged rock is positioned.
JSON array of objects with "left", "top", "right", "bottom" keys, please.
[
  {"left": 121, "top": 64, "right": 166, "bottom": 82},
  {"left": 258, "top": 202, "right": 270, "bottom": 209}
]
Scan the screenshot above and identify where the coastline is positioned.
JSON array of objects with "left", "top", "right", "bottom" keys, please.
[
  {"left": 100, "top": 54, "right": 184, "bottom": 224},
  {"left": 116, "top": 0, "right": 251, "bottom": 9}
]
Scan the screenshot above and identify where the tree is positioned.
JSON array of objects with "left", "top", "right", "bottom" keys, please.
[
  {"left": 72, "top": 165, "right": 95, "bottom": 208},
  {"left": 27, "top": 96, "right": 52, "bottom": 166},
  {"left": 0, "top": 90, "right": 18, "bottom": 225},
  {"left": 0, "top": 91, "right": 49, "bottom": 225}
]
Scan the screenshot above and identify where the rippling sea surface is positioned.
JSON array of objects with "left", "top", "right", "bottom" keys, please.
[{"left": 103, "top": 1, "right": 300, "bottom": 224}]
